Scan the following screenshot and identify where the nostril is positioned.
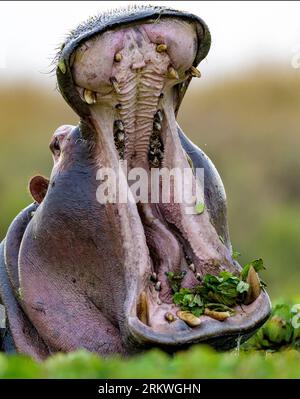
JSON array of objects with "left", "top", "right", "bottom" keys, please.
[{"left": 50, "top": 137, "right": 61, "bottom": 157}]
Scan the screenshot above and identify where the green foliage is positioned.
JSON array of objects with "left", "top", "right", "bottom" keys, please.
[
  {"left": 167, "top": 263, "right": 265, "bottom": 316},
  {"left": 1, "top": 344, "right": 300, "bottom": 379},
  {"left": 245, "top": 302, "right": 300, "bottom": 350}
]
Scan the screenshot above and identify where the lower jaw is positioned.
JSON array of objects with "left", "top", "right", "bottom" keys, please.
[{"left": 85, "top": 92, "right": 271, "bottom": 351}]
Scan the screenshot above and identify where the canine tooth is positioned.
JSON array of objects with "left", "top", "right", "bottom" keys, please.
[
  {"left": 168, "top": 66, "right": 179, "bottom": 80},
  {"left": 114, "top": 52, "right": 122, "bottom": 62},
  {"left": 177, "top": 310, "right": 201, "bottom": 327},
  {"left": 196, "top": 273, "right": 202, "bottom": 281},
  {"left": 30, "top": 211, "right": 35, "bottom": 218},
  {"left": 150, "top": 272, "right": 157, "bottom": 282},
  {"left": 156, "top": 43, "right": 168, "bottom": 53},
  {"left": 83, "top": 89, "right": 97, "bottom": 105},
  {"left": 58, "top": 59, "right": 66, "bottom": 74},
  {"left": 154, "top": 122, "right": 161, "bottom": 131},
  {"left": 155, "top": 281, "right": 161, "bottom": 291},
  {"left": 190, "top": 66, "right": 201, "bottom": 78},
  {"left": 204, "top": 308, "right": 231, "bottom": 321},
  {"left": 188, "top": 263, "right": 196, "bottom": 272},
  {"left": 110, "top": 77, "right": 121, "bottom": 94},
  {"left": 137, "top": 291, "right": 149, "bottom": 326},
  {"left": 245, "top": 266, "right": 261, "bottom": 305},
  {"left": 165, "top": 312, "right": 175, "bottom": 322}
]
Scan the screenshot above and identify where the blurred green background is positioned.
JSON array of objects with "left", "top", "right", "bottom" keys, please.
[{"left": 0, "top": 65, "right": 299, "bottom": 301}]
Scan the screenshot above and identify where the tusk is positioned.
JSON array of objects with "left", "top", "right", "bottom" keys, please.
[
  {"left": 83, "top": 89, "right": 97, "bottom": 105},
  {"left": 245, "top": 266, "right": 261, "bottom": 305},
  {"left": 137, "top": 291, "right": 149, "bottom": 326},
  {"left": 190, "top": 66, "right": 201, "bottom": 78},
  {"left": 204, "top": 308, "right": 231, "bottom": 321},
  {"left": 177, "top": 310, "right": 201, "bottom": 327}
]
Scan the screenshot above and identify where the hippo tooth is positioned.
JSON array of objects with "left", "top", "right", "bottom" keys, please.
[
  {"left": 110, "top": 77, "right": 121, "bottom": 94},
  {"left": 156, "top": 43, "right": 168, "bottom": 53},
  {"left": 83, "top": 89, "right": 97, "bottom": 105},
  {"left": 204, "top": 308, "right": 231, "bottom": 321},
  {"left": 177, "top": 311, "right": 201, "bottom": 327},
  {"left": 196, "top": 273, "right": 202, "bottom": 281},
  {"left": 188, "top": 263, "right": 196, "bottom": 272},
  {"left": 190, "top": 66, "right": 201, "bottom": 78},
  {"left": 114, "top": 52, "right": 122, "bottom": 62},
  {"left": 137, "top": 291, "right": 149, "bottom": 326},
  {"left": 164, "top": 312, "right": 175, "bottom": 322},
  {"left": 154, "top": 121, "right": 161, "bottom": 131},
  {"left": 167, "top": 66, "right": 179, "bottom": 80},
  {"left": 58, "top": 59, "right": 66, "bottom": 74},
  {"left": 245, "top": 266, "right": 261, "bottom": 305},
  {"left": 155, "top": 110, "right": 163, "bottom": 122},
  {"left": 155, "top": 281, "right": 161, "bottom": 291},
  {"left": 117, "top": 132, "right": 125, "bottom": 141},
  {"left": 115, "top": 120, "right": 124, "bottom": 131}
]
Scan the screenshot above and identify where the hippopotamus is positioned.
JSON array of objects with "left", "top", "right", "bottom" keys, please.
[{"left": 0, "top": 5, "right": 270, "bottom": 359}]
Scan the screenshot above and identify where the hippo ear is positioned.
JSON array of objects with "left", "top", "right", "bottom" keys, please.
[{"left": 29, "top": 176, "right": 50, "bottom": 204}]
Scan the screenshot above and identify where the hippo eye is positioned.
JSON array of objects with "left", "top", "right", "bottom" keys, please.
[{"left": 50, "top": 138, "right": 60, "bottom": 156}]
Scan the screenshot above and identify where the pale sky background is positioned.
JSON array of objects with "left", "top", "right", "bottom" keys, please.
[{"left": 0, "top": 1, "right": 300, "bottom": 88}]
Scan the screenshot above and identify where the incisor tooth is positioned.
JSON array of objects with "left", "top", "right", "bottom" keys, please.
[
  {"left": 245, "top": 266, "right": 261, "bottom": 305},
  {"left": 168, "top": 66, "right": 179, "bottom": 80},
  {"left": 155, "top": 281, "right": 161, "bottom": 291},
  {"left": 156, "top": 43, "right": 168, "bottom": 53},
  {"left": 165, "top": 312, "right": 175, "bottom": 322},
  {"left": 83, "top": 89, "right": 96, "bottom": 105},
  {"left": 177, "top": 310, "right": 201, "bottom": 327},
  {"left": 190, "top": 66, "right": 201, "bottom": 78},
  {"left": 137, "top": 291, "right": 149, "bottom": 326},
  {"left": 204, "top": 308, "right": 231, "bottom": 321}
]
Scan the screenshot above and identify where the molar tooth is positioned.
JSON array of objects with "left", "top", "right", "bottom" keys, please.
[
  {"left": 156, "top": 43, "right": 168, "bottom": 53},
  {"left": 115, "top": 120, "right": 124, "bottom": 131},
  {"left": 137, "top": 291, "right": 149, "bottom": 326},
  {"left": 177, "top": 310, "right": 201, "bottom": 327},
  {"left": 83, "top": 89, "right": 97, "bottom": 105},
  {"left": 117, "top": 132, "right": 125, "bottom": 141},
  {"left": 167, "top": 66, "right": 179, "bottom": 80},
  {"left": 188, "top": 263, "right": 196, "bottom": 272},
  {"left": 114, "top": 52, "right": 122, "bottom": 62},
  {"left": 165, "top": 312, "right": 175, "bottom": 323},
  {"left": 154, "top": 122, "right": 161, "bottom": 131},
  {"left": 110, "top": 77, "right": 121, "bottom": 94},
  {"left": 190, "top": 66, "right": 201, "bottom": 78},
  {"left": 204, "top": 308, "right": 231, "bottom": 321},
  {"left": 245, "top": 266, "right": 261, "bottom": 305},
  {"left": 155, "top": 281, "right": 161, "bottom": 291},
  {"left": 155, "top": 110, "right": 163, "bottom": 122}
]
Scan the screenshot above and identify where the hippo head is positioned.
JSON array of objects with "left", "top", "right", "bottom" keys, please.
[{"left": 0, "top": 5, "right": 270, "bottom": 359}]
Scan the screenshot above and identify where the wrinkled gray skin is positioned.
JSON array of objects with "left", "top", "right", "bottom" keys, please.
[{"left": 0, "top": 5, "right": 271, "bottom": 359}]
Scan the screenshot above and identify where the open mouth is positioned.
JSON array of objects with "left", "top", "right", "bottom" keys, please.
[{"left": 41, "top": 7, "right": 271, "bottom": 353}]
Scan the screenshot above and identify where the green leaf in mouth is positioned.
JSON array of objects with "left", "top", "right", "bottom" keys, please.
[{"left": 195, "top": 202, "right": 205, "bottom": 214}]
